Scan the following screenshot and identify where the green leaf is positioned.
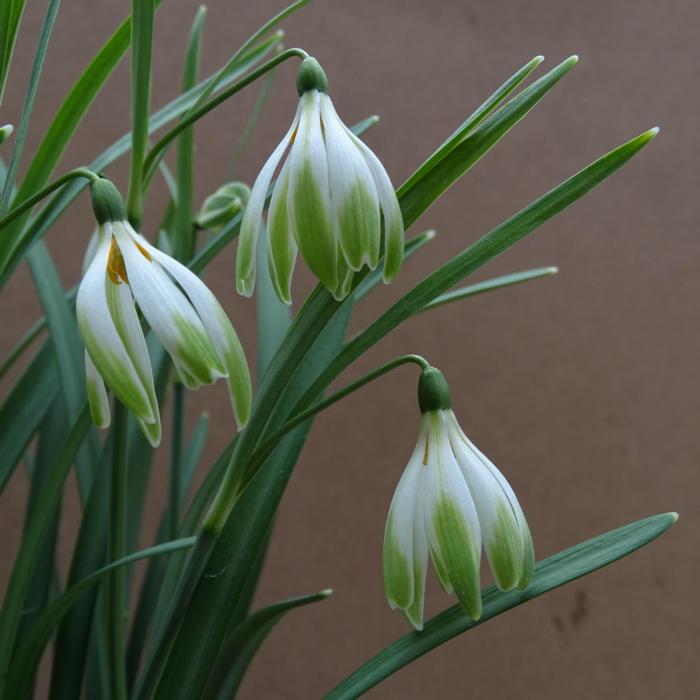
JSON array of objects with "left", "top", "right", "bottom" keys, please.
[
  {"left": 5, "top": 538, "right": 196, "bottom": 699},
  {"left": 324, "top": 513, "right": 678, "bottom": 699},
  {"left": 399, "top": 54, "right": 543, "bottom": 202},
  {"left": 0, "top": 339, "right": 59, "bottom": 491},
  {"left": 203, "top": 590, "right": 332, "bottom": 699},
  {"left": 292, "top": 128, "right": 659, "bottom": 417},
  {"left": 0, "top": 32, "right": 280, "bottom": 287},
  {"left": 26, "top": 242, "right": 97, "bottom": 497},
  {"left": 419, "top": 266, "right": 558, "bottom": 312},
  {"left": 0, "top": 313, "right": 46, "bottom": 381},
  {"left": 257, "top": 226, "right": 292, "bottom": 378},
  {"left": 398, "top": 56, "right": 578, "bottom": 229},
  {"left": 0, "top": 0, "right": 27, "bottom": 102},
  {"left": 127, "top": 0, "right": 156, "bottom": 224},
  {"left": 0, "top": 0, "right": 61, "bottom": 213},
  {"left": 0, "top": 405, "right": 92, "bottom": 689},
  {"left": 173, "top": 6, "right": 206, "bottom": 260}
]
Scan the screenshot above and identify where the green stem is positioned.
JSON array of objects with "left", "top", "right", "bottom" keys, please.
[
  {"left": 140, "top": 48, "right": 308, "bottom": 191},
  {"left": 107, "top": 402, "right": 129, "bottom": 700},
  {"left": 169, "top": 385, "right": 185, "bottom": 540},
  {"left": 0, "top": 168, "right": 98, "bottom": 232},
  {"left": 203, "top": 353, "right": 429, "bottom": 534}
]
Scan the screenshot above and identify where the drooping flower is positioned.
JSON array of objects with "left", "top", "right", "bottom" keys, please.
[
  {"left": 383, "top": 367, "right": 534, "bottom": 630},
  {"left": 236, "top": 56, "right": 404, "bottom": 304},
  {"left": 77, "top": 177, "right": 252, "bottom": 446}
]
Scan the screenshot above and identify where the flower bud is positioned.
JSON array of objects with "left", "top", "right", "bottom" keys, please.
[{"left": 196, "top": 182, "right": 250, "bottom": 231}]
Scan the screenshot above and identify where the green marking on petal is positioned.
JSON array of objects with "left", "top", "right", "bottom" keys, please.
[
  {"left": 519, "top": 521, "right": 535, "bottom": 589},
  {"left": 268, "top": 174, "right": 295, "bottom": 303},
  {"left": 486, "top": 500, "right": 524, "bottom": 592},
  {"left": 337, "top": 180, "right": 380, "bottom": 271},
  {"left": 383, "top": 517, "right": 413, "bottom": 610},
  {"left": 402, "top": 553, "right": 426, "bottom": 631},
  {"left": 432, "top": 494, "right": 482, "bottom": 620},
  {"left": 216, "top": 306, "right": 253, "bottom": 428},
  {"left": 292, "top": 160, "right": 338, "bottom": 292},
  {"left": 86, "top": 378, "right": 109, "bottom": 428},
  {"left": 81, "top": 326, "right": 153, "bottom": 420},
  {"left": 172, "top": 315, "right": 226, "bottom": 385}
]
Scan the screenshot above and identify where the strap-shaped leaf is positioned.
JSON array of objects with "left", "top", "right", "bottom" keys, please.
[
  {"left": 203, "top": 590, "right": 332, "bottom": 699},
  {"left": 5, "top": 538, "right": 195, "bottom": 698},
  {"left": 325, "top": 513, "right": 677, "bottom": 699},
  {"left": 0, "top": 0, "right": 27, "bottom": 102},
  {"left": 0, "top": 339, "right": 58, "bottom": 491}
]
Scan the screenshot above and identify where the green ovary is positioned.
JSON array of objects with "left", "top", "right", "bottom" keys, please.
[{"left": 432, "top": 495, "right": 482, "bottom": 620}]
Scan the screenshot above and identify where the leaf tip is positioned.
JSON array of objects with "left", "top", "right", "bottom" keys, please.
[
  {"left": 319, "top": 588, "right": 334, "bottom": 598},
  {"left": 547, "top": 266, "right": 559, "bottom": 275},
  {"left": 667, "top": 511, "right": 679, "bottom": 524}
]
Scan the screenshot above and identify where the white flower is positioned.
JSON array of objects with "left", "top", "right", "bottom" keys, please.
[
  {"left": 383, "top": 368, "right": 534, "bottom": 630},
  {"left": 77, "top": 178, "right": 252, "bottom": 446},
  {"left": 236, "top": 57, "right": 404, "bottom": 304}
]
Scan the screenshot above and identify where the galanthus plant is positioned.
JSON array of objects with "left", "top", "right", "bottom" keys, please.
[{"left": 0, "top": 1, "right": 677, "bottom": 699}]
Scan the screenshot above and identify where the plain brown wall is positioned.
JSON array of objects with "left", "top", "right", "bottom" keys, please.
[{"left": 1, "top": 0, "right": 698, "bottom": 697}]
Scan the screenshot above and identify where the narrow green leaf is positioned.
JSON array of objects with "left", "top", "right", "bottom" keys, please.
[
  {"left": 0, "top": 339, "right": 59, "bottom": 491},
  {"left": 26, "top": 241, "right": 99, "bottom": 501},
  {"left": 257, "top": 226, "right": 291, "bottom": 378},
  {"left": 127, "top": 0, "right": 156, "bottom": 224},
  {"left": 6, "top": 538, "right": 196, "bottom": 698},
  {"left": 399, "top": 54, "right": 543, "bottom": 200},
  {"left": 419, "top": 266, "right": 558, "bottom": 311},
  {"left": 0, "top": 405, "right": 92, "bottom": 689},
  {"left": 203, "top": 590, "right": 332, "bottom": 699},
  {"left": 0, "top": 0, "right": 27, "bottom": 102},
  {"left": 325, "top": 513, "right": 678, "bottom": 699},
  {"left": 0, "top": 313, "right": 46, "bottom": 381},
  {"left": 0, "top": 0, "right": 61, "bottom": 213},
  {"left": 292, "top": 129, "right": 659, "bottom": 417},
  {"left": 0, "top": 32, "right": 280, "bottom": 287},
  {"left": 173, "top": 6, "right": 206, "bottom": 260},
  {"left": 398, "top": 56, "right": 579, "bottom": 228}
]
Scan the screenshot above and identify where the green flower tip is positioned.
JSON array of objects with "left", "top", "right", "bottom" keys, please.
[
  {"left": 0, "top": 124, "right": 13, "bottom": 144},
  {"left": 418, "top": 366, "right": 452, "bottom": 413},
  {"left": 91, "top": 178, "right": 127, "bottom": 225},
  {"left": 296, "top": 57, "right": 328, "bottom": 96}
]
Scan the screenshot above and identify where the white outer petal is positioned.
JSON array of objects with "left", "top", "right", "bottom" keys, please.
[
  {"left": 113, "top": 223, "right": 225, "bottom": 385},
  {"left": 319, "top": 94, "right": 380, "bottom": 271},
  {"left": 76, "top": 225, "right": 154, "bottom": 421},
  {"left": 140, "top": 237, "right": 252, "bottom": 428},
  {"left": 336, "top": 108, "right": 404, "bottom": 281},
  {"left": 236, "top": 104, "right": 301, "bottom": 296}
]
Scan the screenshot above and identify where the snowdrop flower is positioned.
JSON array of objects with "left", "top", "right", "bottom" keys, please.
[
  {"left": 236, "top": 56, "right": 404, "bottom": 304},
  {"left": 77, "top": 178, "right": 252, "bottom": 446},
  {"left": 383, "top": 367, "right": 534, "bottom": 630}
]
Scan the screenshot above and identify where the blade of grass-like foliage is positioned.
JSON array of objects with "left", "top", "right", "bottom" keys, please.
[
  {"left": 325, "top": 513, "right": 678, "bottom": 699},
  {"left": 0, "top": 0, "right": 61, "bottom": 212},
  {"left": 398, "top": 56, "right": 578, "bottom": 229},
  {"left": 203, "top": 590, "right": 332, "bottom": 699},
  {"left": 173, "top": 6, "right": 206, "bottom": 260},
  {"left": 0, "top": 339, "right": 58, "bottom": 491},
  {"left": 419, "top": 266, "right": 558, "bottom": 312},
  {"left": 5, "top": 538, "right": 196, "bottom": 699},
  {"left": 0, "top": 314, "right": 46, "bottom": 380},
  {"left": 0, "top": 405, "right": 92, "bottom": 689},
  {"left": 0, "top": 32, "right": 280, "bottom": 287},
  {"left": 399, "top": 54, "right": 543, "bottom": 200},
  {"left": 0, "top": 0, "right": 26, "bottom": 102},
  {"left": 257, "top": 226, "right": 291, "bottom": 378},
  {"left": 26, "top": 241, "right": 100, "bottom": 500},
  {"left": 126, "top": 412, "right": 209, "bottom": 686},
  {"left": 14, "top": 399, "right": 67, "bottom": 697},
  {"left": 126, "top": 0, "right": 155, "bottom": 224},
  {"left": 0, "top": 5, "right": 159, "bottom": 276},
  {"left": 292, "top": 128, "right": 659, "bottom": 418}
]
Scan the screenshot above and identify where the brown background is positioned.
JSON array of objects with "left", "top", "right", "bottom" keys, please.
[{"left": 1, "top": 0, "right": 698, "bottom": 697}]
